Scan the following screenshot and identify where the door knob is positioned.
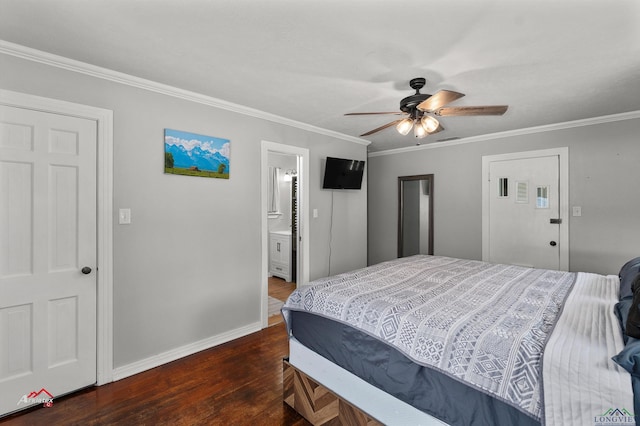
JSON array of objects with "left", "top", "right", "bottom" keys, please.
[
  {"left": 81, "top": 266, "right": 92, "bottom": 275},
  {"left": 549, "top": 241, "right": 557, "bottom": 247}
]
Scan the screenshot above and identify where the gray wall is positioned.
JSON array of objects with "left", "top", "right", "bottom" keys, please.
[
  {"left": 368, "top": 117, "right": 640, "bottom": 276},
  {"left": 0, "top": 52, "right": 367, "bottom": 368}
]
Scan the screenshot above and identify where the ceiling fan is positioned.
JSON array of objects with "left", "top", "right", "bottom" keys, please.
[{"left": 346, "top": 77, "right": 508, "bottom": 139}]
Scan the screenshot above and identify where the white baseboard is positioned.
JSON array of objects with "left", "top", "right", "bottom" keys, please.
[{"left": 112, "top": 321, "right": 262, "bottom": 382}]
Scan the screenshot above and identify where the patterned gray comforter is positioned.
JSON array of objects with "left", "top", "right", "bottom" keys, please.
[{"left": 282, "top": 255, "right": 576, "bottom": 420}]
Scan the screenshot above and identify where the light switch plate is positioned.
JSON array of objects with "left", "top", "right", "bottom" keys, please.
[
  {"left": 119, "top": 208, "right": 131, "bottom": 224},
  {"left": 572, "top": 206, "right": 582, "bottom": 217}
]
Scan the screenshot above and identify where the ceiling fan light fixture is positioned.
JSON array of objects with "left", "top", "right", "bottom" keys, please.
[
  {"left": 346, "top": 77, "right": 508, "bottom": 140},
  {"left": 414, "top": 121, "right": 428, "bottom": 139},
  {"left": 396, "top": 118, "right": 414, "bottom": 135},
  {"left": 421, "top": 115, "right": 440, "bottom": 133}
]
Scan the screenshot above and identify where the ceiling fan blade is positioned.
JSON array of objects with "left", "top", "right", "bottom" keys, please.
[
  {"left": 345, "top": 112, "right": 405, "bottom": 116},
  {"left": 434, "top": 105, "right": 509, "bottom": 116},
  {"left": 417, "top": 90, "right": 465, "bottom": 112},
  {"left": 360, "top": 119, "right": 403, "bottom": 136}
]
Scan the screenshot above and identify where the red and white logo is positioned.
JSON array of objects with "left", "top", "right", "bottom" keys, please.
[{"left": 17, "top": 388, "right": 54, "bottom": 408}]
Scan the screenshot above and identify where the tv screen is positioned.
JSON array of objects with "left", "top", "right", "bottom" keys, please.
[{"left": 322, "top": 157, "right": 365, "bottom": 190}]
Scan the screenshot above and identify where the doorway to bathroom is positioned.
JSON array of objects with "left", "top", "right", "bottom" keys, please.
[
  {"left": 267, "top": 152, "right": 297, "bottom": 326},
  {"left": 261, "top": 141, "right": 309, "bottom": 328}
]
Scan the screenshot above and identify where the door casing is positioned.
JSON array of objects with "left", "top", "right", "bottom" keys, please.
[
  {"left": 0, "top": 89, "right": 114, "bottom": 385},
  {"left": 482, "top": 147, "right": 569, "bottom": 271},
  {"left": 261, "top": 141, "right": 309, "bottom": 328}
]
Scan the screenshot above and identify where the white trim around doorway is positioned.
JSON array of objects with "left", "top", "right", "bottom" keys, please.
[
  {"left": 481, "top": 147, "right": 569, "bottom": 271},
  {"left": 0, "top": 89, "right": 114, "bottom": 385},
  {"left": 261, "top": 141, "right": 309, "bottom": 328}
]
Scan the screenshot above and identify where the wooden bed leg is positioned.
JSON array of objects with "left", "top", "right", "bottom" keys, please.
[{"left": 283, "top": 359, "right": 383, "bottom": 426}]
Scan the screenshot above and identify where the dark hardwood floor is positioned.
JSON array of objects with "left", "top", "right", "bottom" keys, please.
[{"left": 0, "top": 323, "right": 310, "bottom": 426}]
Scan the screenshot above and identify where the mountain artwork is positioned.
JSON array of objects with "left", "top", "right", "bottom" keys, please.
[{"left": 164, "top": 129, "right": 230, "bottom": 179}]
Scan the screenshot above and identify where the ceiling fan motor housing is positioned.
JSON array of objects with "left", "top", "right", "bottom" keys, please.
[{"left": 400, "top": 77, "right": 430, "bottom": 117}]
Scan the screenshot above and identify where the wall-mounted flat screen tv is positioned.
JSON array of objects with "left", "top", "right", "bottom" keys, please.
[{"left": 322, "top": 157, "right": 365, "bottom": 190}]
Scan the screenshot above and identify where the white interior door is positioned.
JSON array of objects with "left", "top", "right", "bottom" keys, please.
[
  {"left": 487, "top": 155, "right": 561, "bottom": 269},
  {"left": 0, "top": 105, "right": 97, "bottom": 415}
]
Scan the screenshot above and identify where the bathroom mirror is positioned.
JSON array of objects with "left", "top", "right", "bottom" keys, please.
[{"left": 398, "top": 174, "right": 433, "bottom": 258}]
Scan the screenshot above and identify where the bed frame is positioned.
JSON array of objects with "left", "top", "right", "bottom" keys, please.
[
  {"left": 283, "top": 360, "right": 381, "bottom": 425},
  {"left": 283, "top": 337, "right": 446, "bottom": 426}
]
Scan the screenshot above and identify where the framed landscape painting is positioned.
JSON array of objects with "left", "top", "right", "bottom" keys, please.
[{"left": 164, "top": 128, "right": 230, "bottom": 179}]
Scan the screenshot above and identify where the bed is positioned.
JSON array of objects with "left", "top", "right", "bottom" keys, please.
[{"left": 281, "top": 255, "right": 638, "bottom": 426}]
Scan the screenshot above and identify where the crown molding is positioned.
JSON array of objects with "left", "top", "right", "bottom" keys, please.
[
  {"left": 368, "top": 110, "right": 640, "bottom": 157},
  {"left": 0, "top": 39, "right": 370, "bottom": 147},
  {"left": 4, "top": 39, "right": 636, "bottom": 155}
]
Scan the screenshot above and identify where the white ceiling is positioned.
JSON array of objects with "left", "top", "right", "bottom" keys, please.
[{"left": 1, "top": 0, "right": 639, "bottom": 152}]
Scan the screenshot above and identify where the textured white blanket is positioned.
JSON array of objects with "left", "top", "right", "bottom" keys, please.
[{"left": 543, "top": 273, "right": 634, "bottom": 425}]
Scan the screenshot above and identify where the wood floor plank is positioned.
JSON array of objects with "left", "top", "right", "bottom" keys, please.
[
  {"left": 268, "top": 276, "right": 296, "bottom": 326},
  {"left": 0, "top": 323, "right": 310, "bottom": 426},
  {"left": 269, "top": 276, "right": 297, "bottom": 301}
]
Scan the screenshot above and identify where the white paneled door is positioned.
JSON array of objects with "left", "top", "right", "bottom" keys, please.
[
  {"left": 487, "top": 155, "right": 561, "bottom": 270},
  {"left": 0, "top": 105, "right": 97, "bottom": 416}
]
